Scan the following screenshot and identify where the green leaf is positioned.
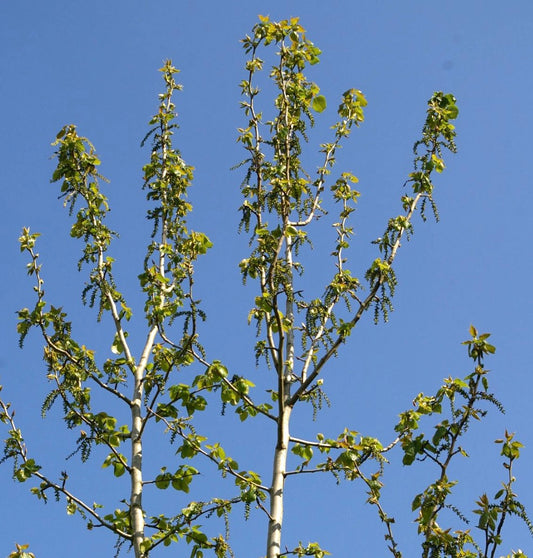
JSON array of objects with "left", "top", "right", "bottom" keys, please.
[
  {"left": 312, "top": 95, "right": 327, "bottom": 113},
  {"left": 113, "top": 462, "right": 125, "bottom": 477},
  {"left": 8, "top": 543, "right": 36, "bottom": 558},
  {"left": 412, "top": 492, "right": 422, "bottom": 511},
  {"left": 111, "top": 333, "right": 125, "bottom": 354},
  {"left": 445, "top": 102, "right": 459, "bottom": 119},
  {"left": 155, "top": 472, "right": 171, "bottom": 489},
  {"left": 140, "top": 539, "right": 152, "bottom": 554}
]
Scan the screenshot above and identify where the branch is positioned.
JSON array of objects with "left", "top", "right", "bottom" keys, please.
[
  {"left": 26, "top": 246, "right": 131, "bottom": 407},
  {"left": 0, "top": 399, "right": 131, "bottom": 540},
  {"left": 49, "top": 369, "right": 131, "bottom": 473},
  {"left": 289, "top": 436, "right": 339, "bottom": 451},
  {"left": 352, "top": 458, "right": 402, "bottom": 558},
  {"left": 287, "top": 141, "right": 336, "bottom": 228},
  {"left": 192, "top": 349, "right": 278, "bottom": 422},
  {"left": 148, "top": 408, "right": 270, "bottom": 492},
  {"left": 289, "top": 191, "right": 426, "bottom": 406},
  {"left": 146, "top": 496, "right": 243, "bottom": 551}
]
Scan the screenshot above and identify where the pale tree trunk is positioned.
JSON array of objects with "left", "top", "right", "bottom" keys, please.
[
  {"left": 131, "top": 361, "right": 146, "bottom": 556},
  {"left": 130, "top": 117, "right": 169, "bottom": 557},
  {"left": 99, "top": 245, "right": 148, "bottom": 556},
  {"left": 131, "top": 327, "right": 158, "bottom": 557},
  {"left": 266, "top": 403, "right": 292, "bottom": 558},
  {"left": 131, "top": 385, "right": 144, "bottom": 558},
  {"left": 266, "top": 235, "right": 295, "bottom": 558}
]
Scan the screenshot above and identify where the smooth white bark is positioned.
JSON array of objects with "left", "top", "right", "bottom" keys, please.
[
  {"left": 131, "top": 326, "right": 158, "bottom": 557},
  {"left": 266, "top": 404, "right": 292, "bottom": 558}
]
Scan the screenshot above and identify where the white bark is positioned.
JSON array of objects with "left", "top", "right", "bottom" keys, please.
[
  {"left": 131, "top": 327, "right": 158, "bottom": 557},
  {"left": 131, "top": 391, "right": 144, "bottom": 558},
  {"left": 266, "top": 404, "right": 292, "bottom": 558},
  {"left": 266, "top": 233, "right": 295, "bottom": 558}
]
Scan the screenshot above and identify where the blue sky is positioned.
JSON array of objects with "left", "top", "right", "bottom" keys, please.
[{"left": 1, "top": 1, "right": 532, "bottom": 556}]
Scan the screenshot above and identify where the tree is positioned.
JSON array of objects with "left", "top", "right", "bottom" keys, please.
[{"left": 1, "top": 16, "right": 531, "bottom": 558}]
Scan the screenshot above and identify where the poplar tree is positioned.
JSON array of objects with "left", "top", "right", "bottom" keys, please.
[{"left": 1, "top": 16, "right": 530, "bottom": 558}]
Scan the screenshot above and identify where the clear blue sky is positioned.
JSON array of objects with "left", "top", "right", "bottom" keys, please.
[{"left": 1, "top": 1, "right": 532, "bottom": 556}]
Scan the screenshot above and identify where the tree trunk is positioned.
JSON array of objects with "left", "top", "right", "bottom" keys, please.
[
  {"left": 131, "top": 372, "right": 145, "bottom": 558},
  {"left": 266, "top": 402, "right": 292, "bottom": 558},
  {"left": 131, "top": 328, "right": 157, "bottom": 558}
]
